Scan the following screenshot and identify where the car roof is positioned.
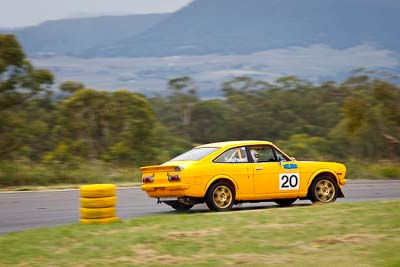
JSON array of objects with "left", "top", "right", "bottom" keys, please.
[{"left": 196, "top": 140, "right": 273, "bottom": 149}]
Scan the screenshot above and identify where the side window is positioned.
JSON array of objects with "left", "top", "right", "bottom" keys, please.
[
  {"left": 214, "top": 147, "right": 248, "bottom": 163},
  {"left": 249, "top": 146, "right": 277, "bottom": 163},
  {"left": 273, "top": 148, "right": 289, "bottom": 162}
]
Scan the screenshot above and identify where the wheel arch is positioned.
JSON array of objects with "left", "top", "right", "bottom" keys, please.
[
  {"left": 307, "top": 170, "right": 344, "bottom": 198},
  {"left": 204, "top": 175, "right": 238, "bottom": 198}
]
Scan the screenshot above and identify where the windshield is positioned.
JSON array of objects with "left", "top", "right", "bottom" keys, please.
[{"left": 169, "top": 147, "right": 219, "bottom": 161}]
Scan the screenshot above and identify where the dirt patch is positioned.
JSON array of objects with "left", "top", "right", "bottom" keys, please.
[
  {"left": 102, "top": 244, "right": 190, "bottom": 265},
  {"left": 343, "top": 234, "right": 371, "bottom": 243},
  {"left": 132, "top": 245, "right": 189, "bottom": 265},
  {"left": 223, "top": 253, "right": 288, "bottom": 266},
  {"left": 91, "top": 224, "right": 162, "bottom": 235},
  {"left": 314, "top": 233, "right": 379, "bottom": 246},
  {"left": 246, "top": 222, "right": 303, "bottom": 230},
  {"left": 99, "top": 226, "right": 149, "bottom": 234},
  {"left": 165, "top": 228, "right": 222, "bottom": 240}
]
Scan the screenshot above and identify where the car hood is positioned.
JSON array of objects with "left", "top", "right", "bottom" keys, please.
[{"left": 296, "top": 161, "right": 346, "bottom": 172}]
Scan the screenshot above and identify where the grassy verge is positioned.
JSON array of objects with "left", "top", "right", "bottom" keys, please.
[
  {"left": 0, "top": 201, "right": 399, "bottom": 266},
  {"left": 0, "top": 160, "right": 142, "bottom": 187},
  {"left": 346, "top": 159, "right": 400, "bottom": 180},
  {"left": 1, "top": 159, "right": 399, "bottom": 189},
  {"left": 0, "top": 182, "right": 142, "bottom": 192}
]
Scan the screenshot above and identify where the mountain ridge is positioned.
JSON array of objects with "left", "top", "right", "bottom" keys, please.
[
  {"left": 3, "top": 13, "right": 169, "bottom": 56},
  {"left": 88, "top": 0, "right": 400, "bottom": 57}
]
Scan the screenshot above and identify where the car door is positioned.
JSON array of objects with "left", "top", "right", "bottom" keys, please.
[
  {"left": 250, "top": 145, "right": 299, "bottom": 198},
  {"left": 213, "top": 146, "right": 254, "bottom": 196}
]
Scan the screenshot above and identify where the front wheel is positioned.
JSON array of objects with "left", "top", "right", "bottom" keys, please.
[
  {"left": 205, "top": 181, "right": 235, "bottom": 212},
  {"left": 309, "top": 176, "right": 338, "bottom": 203},
  {"left": 165, "top": 201, "right": 194, "bottom": 211}
]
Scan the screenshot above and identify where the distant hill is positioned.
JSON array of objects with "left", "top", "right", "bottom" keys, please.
[
  {"left": 3, "top": 14, "right": 169, "bottom": 56},
  {"left": 88, "top": 0, "right": 400, "bottom": 57}
]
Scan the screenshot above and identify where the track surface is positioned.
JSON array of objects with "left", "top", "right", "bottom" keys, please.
[{"left": 1, "top": 180, "right": 399, "bottom": 234}]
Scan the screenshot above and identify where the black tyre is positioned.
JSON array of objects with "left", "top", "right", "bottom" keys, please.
[
  {"left": 205, "top": 181, "right": 235, "bottom": 211},
  {"left": 165, "top": 201, "right": 194, "bottom": 211},
  {"left": 309, "top": 176, "right": 338, "bottom": 203},
  {"left": 275, "top": 198, "right": 297, "bottom": 207}
]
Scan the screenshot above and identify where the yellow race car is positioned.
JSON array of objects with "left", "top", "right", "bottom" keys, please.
[{"left": 140, "top": 141, "right": 346, "bottom": 211}]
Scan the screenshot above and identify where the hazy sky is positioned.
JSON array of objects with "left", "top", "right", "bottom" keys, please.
[{"left": 0, "top": 0, "right": 193, "bottom": 28}]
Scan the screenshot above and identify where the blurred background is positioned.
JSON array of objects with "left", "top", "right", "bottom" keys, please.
[{"left": 0, "top": 0, "right": 399, "bottom": 187}]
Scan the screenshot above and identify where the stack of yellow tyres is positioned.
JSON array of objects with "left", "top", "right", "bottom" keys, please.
[{"left": 80, "top": 184, "right": 118, "bottom": 224}]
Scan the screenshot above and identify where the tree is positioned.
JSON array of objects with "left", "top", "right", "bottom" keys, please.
[
  {"left": 0, "top": 34, "right": 53, "bottom": 111},
  {"left": 341, "top": 77, "right": 400, "bottom": 159},
  {"left": 190, "top": 100, "right": 230, "bottom": 143},
  {"left": 59, "top": 80, "right": 85, "bottom": 94},
  {"left": 53, "top": 89, "right": 156, "bottom": 165},
  {"left": 167, "top": 76, "right": 198, "bottom": 137},
  {"left": 105, "top": 90, "right": 155, "bottom": 164},
  {"left": 222, "top": 77, "right": 267, "bottom": 140},
  {"left": 58, "top": 89, "right": 109, "bottom": 159},
  {"left": 0, "top": 34, "right": 54, "bottom": 160}
]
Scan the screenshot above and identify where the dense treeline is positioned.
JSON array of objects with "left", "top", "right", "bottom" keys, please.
[
  {"left": 1, "top": 34, "right": 399, "bottom": 186},
  {"left": 156, "top": 74, "right": 400, "bottom": 160}
]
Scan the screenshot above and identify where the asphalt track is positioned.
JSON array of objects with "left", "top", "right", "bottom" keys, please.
[{"left": 0, "top": 180, "right": 399, "bottom": 234}]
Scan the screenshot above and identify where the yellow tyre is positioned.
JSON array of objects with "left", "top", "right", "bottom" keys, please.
[
  {"left": 80, "top": 184, "right": 116, "bottom": 198},
  {"left": 80, "top": 196, "right": 117, "bottom": 208},
  {"left": 80, "top": 207, "right": 116, "bottom": 219},
  {"left": 80, "top": 217, "right": 118, "bottom": 224}
]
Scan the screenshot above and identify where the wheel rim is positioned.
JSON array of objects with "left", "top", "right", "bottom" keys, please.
[
  {"left": 213, "top": 185, "right": 232, "bottom": 208},
  {"left": 315, "top": 180, "right": 335, "bottom": 202}
]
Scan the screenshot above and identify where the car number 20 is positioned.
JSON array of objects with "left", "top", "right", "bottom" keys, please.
[{"left": 279, "top": 173, "right": 300, "bottom": 190}]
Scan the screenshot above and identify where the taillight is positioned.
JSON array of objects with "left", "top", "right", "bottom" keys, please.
[
  {"left": 168, "top": 175, "right": 180, "bottom": 182},
  {"left": 143, "top": 176, "right": 154, "bottom": 183}
]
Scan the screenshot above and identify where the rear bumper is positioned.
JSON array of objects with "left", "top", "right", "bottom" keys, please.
[{"left": 141, "top": 183, "right": 189, "bottom": 198}]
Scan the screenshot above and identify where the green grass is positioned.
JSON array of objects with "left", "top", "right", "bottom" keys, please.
[
  {"left": 0, "top": 201, "right": 399, "bottom": 267},
  {"left": 1, "top": 158, "right": 399, "bottom": 189},
  {"left": 0, "top": 160, "right": 141, "bottom": 187},
  {"left": 346, "top": 159, "right": 400, "bottom": 180},
  {"left": 0, "top": 182, "right": 142, "bottom": 192}
]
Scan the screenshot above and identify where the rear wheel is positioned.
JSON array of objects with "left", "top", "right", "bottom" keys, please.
[
  {"left": 309, "top": 176, "right": 338, "bottom": 203},
  {"left": 275, "top": 198, "right": 297, "bottom": 207},
  {"left": 205, "top": 181, "right": 235, "bottom": 212},
  {"left": 165, "top": 201, "right": 194, "bottom": 211}
]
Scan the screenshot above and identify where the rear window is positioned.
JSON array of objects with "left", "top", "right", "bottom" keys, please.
[{"left": 169, "top": 147, "right": 219, "bottom": 161}]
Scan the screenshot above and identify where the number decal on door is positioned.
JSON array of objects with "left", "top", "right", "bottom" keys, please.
[{"left": 279, "top": 173, "right": 300, "bottom": 190}]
